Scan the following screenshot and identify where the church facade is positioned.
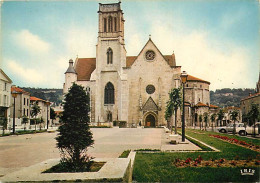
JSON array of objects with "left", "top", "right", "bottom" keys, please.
[{"left": 63, "top": 2, "right": 214, "bottom": 127}]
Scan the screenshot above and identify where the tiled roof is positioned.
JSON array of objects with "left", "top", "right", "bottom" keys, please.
[
  {"left": 126, "top": 56, "right": 137, "bottom": 67},
  {"left": 75, "top": 54, "right": 176, "bottom": 81},
  {"left": 187, "top": 75, "right": 210, "bottom": 84},
  {"left": 209, "top": 104, "right": 219, "bottom": 108},
  {"left": 75, "top": 58, "right": 96, "bottom": 81},
  {"left": 30, "top": 96, "right": 43, "bottom": 101},
  {"left": 30, "top": 96, "right": 50, "bottom": 105},
  {"left": 195, "top": 102, "right": 209, "bottom": 107},
  {"left": 241, "top": 92, "right": 260, "bottom": 101},
  {"left": 163, "top": 55, "right": 176, "bottom": 67},
  {"left": 11, "top": 86, "right": 30, "bottom": 95}
]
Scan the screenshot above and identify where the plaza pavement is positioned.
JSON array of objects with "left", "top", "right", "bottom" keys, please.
[{"left": 0, "top": 127, "right": 200, "bottom": 177}]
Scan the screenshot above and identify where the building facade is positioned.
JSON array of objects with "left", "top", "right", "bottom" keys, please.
[
  {"left": 10, "top": 86, "right": 31, "bottom": 127},
  {"left": 0, "top": 69, "right": 12, "bottom": 127},
  {"left": 240, "top": 73, "right": 260, "bottom": 121},
  {"left": 30, "top": 96, "right": 51, "bottom": 128},
  {"left": 63, "top": 2, "right": 213, "bottom": 127}
]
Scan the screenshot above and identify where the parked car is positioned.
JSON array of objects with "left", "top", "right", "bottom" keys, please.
[
  {"left": 217, "top": 123, "right": 245, "bottom": 134},
  {"left": 244, "top": 122, "right": 260, "bottom": 136}
]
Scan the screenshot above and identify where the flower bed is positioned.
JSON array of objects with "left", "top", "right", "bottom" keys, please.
[
  {"left": 209, "top": 134, "right": 260, "bottom": 152},
  {"left": 173, "top": 155, "right": 260, "bottom": 168}
]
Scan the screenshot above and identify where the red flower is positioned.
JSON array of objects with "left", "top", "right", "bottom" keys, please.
[{"left": 219, "top": 158, "right": 225, "bottom": 163}]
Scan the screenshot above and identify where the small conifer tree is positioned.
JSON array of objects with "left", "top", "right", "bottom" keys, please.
[{"left": 56, "top": 83, "right": 94, "bottom": 171}]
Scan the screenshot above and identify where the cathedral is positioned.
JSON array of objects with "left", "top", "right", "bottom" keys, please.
[{"left": 63, "top": 2, "right": 216, "bottom": 127}]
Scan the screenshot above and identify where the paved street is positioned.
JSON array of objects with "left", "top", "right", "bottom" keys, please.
[
  {"left": 0, "top": 127, "right": 201, "bottom": 177},
  {"left": 0, "top": 128, "right": 162, "bottom": 176}
]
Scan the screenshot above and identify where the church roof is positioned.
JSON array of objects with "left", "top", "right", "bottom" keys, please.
[
  {"left": 75, "top": 58, "right": 96, "bottom": 81},
  {"left": 187, "top": 75, "right": 210, "bottom": 84},
  {"left": 75, "top": 55, "right": 176, "bottom": 81}
]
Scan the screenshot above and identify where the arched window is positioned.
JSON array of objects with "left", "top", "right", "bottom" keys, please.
[
  {"left": 103, "top": 18, "right": 107, "bottom": 32},
  {"left": 104, "top": 82, "right": 114, "bottom": 104},
  {"left": 108, "top": 16, "right": 112, "bottom": 32},
  {"left": 107, "top": 48, "right": 113, "bottom": 64}
]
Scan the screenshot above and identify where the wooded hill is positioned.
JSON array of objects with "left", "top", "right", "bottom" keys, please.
[
  {"left": 21, "top": 87, "right": 63, "bottom": 106},
  {"left": 20, "top": 87, "right": 255, "bottom": 108},
  {"left": 210, "top": 88, "right": 255, "bottom": 108}
]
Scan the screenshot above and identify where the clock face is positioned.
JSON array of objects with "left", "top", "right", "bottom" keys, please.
[{"left": 145, "top": 50, "right": 155, "bottom": 60}]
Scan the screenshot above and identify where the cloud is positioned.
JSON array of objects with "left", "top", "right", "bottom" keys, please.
[
  {"left": 63, "top": 26, "right": 96, "bottom": 58},
  {"left": 141, "top": 11, "right": 253, "bottom": 90},
  {"left": 7, "top": 59, "right": 46, "bottom": 84},
  {"left": 13, "top": 29, "right": 50, "bottom": 54}
]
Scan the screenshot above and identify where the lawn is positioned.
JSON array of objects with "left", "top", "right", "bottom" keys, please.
[{"left": 133, "top": 129, "right": 259, "bottom": 182}]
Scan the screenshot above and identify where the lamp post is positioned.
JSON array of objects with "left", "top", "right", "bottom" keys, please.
[
  {"left": 11, "top": 91, "right": 19, "bottom": 134},
  {"left": 180, "top": 71, "right": 188, "bottom": 142},
  {"left": 46, "top": 102, "right": 50, "bottom": 129}
]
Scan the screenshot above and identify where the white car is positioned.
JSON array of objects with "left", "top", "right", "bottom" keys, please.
[{"left": 217, "top": 123, "right": 245, "bottom": 134}]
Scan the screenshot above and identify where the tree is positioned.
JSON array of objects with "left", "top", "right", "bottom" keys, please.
[
  {"left": 21, "top": 116, "right": 29, "bottom": 131},
  {"left": 0, "top": 117, "right": 7, "bottom": 135},
  {"left": 165, "top": 88, "right": 182, "bottom": 134},
  {"left": 199, "top": 115, "right": 203, "bottom": 130},
  {"left": 50, "top": 107, "right": 57, "bottom": 127},
  {"left": 39, "top": 117, "right": 44, "bottom": 130},
  {"left": 217, "top": 109, "right": 224, "bottom": 127},
  {"left": 31, "top": 103, "right": 41, "bottom": 131},
  {"left": 210, "top": 113, "right": 217, "bottom": 132},
  {"left": 248, "top": 103, "right": 260, "bottom": 137},
  {"left": 203, "top": 112, "right": 208, "bottom": 131},
  {"left": 229, "top": 110, "right": 239, "bottom": 135},
  {"left": 56, "top": 83, "right": 94, "bottom": 171}
]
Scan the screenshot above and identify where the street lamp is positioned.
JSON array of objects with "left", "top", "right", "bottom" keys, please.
[
  {"left": 46, "top": 101, "right": 50, "bottom": 129},
  {"left": 11, "top": 90, "right": 19, "bottom": 134},
  {"left": 180, "top": 71, "right": 188, "bottom": 142}
]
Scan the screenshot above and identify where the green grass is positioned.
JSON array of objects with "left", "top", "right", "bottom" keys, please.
[
  {"left": 119, "top": 150, "right": 131, "bottom": 158},
  {"left": 178, "top": 132, "right": 213, "bottom": 151},
  {"left": 133, "top": 129, "right": 260, "bottom": 182}
]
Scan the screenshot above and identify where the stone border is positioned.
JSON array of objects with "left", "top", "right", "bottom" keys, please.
[
  {"left": 1, "top": 152, "right": 136, "bottom": 182},
  {"left": 185, "top": 134, "right": 220, "bottom": 152}
]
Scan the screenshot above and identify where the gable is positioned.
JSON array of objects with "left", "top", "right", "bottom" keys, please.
[
  {"left": 142, "top": 97, "right": 159, "bottom": 111},
  {"left": 0, "top": 69, "right": 12, "bottom": 83},
  {"left": 127, "top": 38, "right": 176, "bottom": 68}
]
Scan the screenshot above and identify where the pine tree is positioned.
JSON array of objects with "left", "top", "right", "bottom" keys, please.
[{"left": 56, "top": 83, "right": 94, "bottom": 171}]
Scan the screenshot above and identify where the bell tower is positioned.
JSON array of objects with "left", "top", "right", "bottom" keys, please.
[
  {"left": 96, "top": 2, "right": 126, "bottom": 72},
  {"left": 98, "top": 2, "right": 125, "bottom": 41},
  {"left": 95, "top": 2, "right": 127, "bottom": 123}
]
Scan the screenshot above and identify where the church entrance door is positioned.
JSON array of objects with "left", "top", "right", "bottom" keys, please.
[{"left": 145, "top": 114, "right": 156, "bottom": 127}]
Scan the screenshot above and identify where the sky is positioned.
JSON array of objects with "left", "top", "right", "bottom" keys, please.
[{"left": 0, "top": 0, "right": 259, "bottom": 91}]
